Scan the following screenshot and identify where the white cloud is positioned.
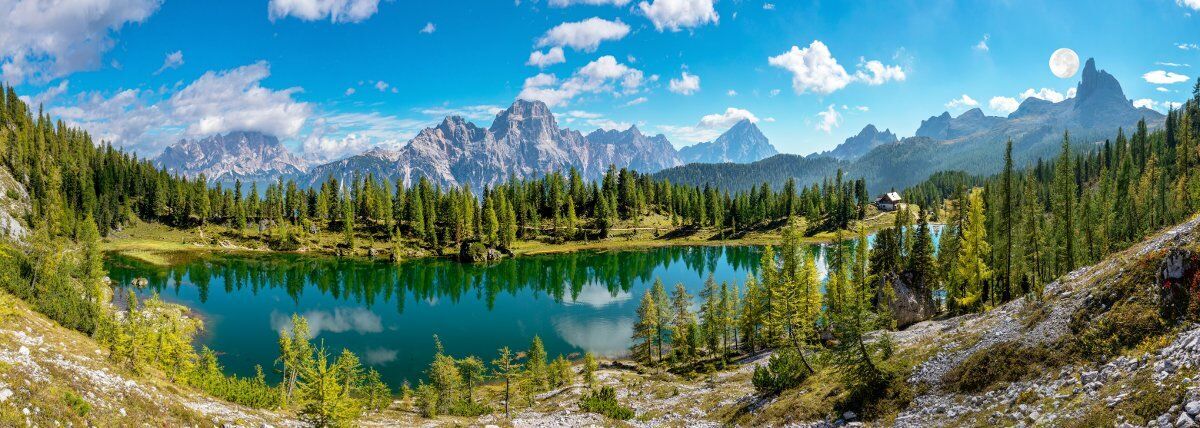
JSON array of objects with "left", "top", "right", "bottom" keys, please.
[
  {"left": 945, "top": 94, "right": 979, "bottom": 110},
  {"left": 699, "top": 107, "right": 758, "bottom": 128},
  {"left": 988, "top": 96, "right": 1019, "bottom": 115},
  {"left": 1177, "top": 42, "right": 1200, "bottom": 50},
  {"left": 854, "top": 59, "right": 907, "bottom": 85},
  {"left": 768, "top": 40, "right": 906, "bottom": 95},
  {"left": 974, "top": 34, "right": 990, "bottom": 52},
  {"left": 769, "top": 89, "right": 781, "bottom": 97},
  {"left": 267, "top": 0, "right": 380, "bottom": 23},
  {"left": 548, "top": 0, "right": 631, "bottom": 6},
  {"left": 1143, "top": 70, "right": 1191, "bottom": 84},
  {"left": 168, "top": 61, "right": 311, "bottom": 139},
  {"left": 1019, "top": 87, "right": 1069, "bottom": 103},
  {"left": 18, "top": 80, "right": 70, "bottom": 108},
  {"left": 768, "top": 41, "right": 852, "bottom": 95},
  {"left": 0, "top": 0, "right": 161, "bottom": 84},
  {"left": 763, "top": 3, "right": 775, "bottom": 10},
  {"left": 1132, "top": 99, "right": 1185, "bottom": 112},
  {"left": 668, "top": 71, "right": 701, "bottom": 95},
  {"left": 517, "top": 56, "right": 644, "bottom": 107},
  {"left": 1179, "top": 0, "right": 1200, "bottom": 11},
  {"left": 624, "top": 96, "right": 648, "bottom": 106},
  {"left": 419, "top": 22, "right": 436, "bottom": 34},
  {"left": 154, "top": 51, "right": 184, "bottom": 75},
  {"left": 1156, "top": 61, "right": 1190, "bottom": 67},
  {"left": 815, "top": 105, "right": 841, "bottom": 133},
  {"left": 856, "top": 106, "right": 869, "bottom": 112},
  {"left": 527, "top": 47, "right": 567, "bottom": 68},
  {"left": 1157, "top": 87, "right": 1171, "bottom": 93},
  {"left": 727, "top": 89, "right": 738, "bottom": 96},
  {"left": 374, "top": 81, "right": 389, "bottom": 92},
  {"left": 344, "top": 87, "right": 355, "bottom": 96},
  {"left": 537, "top": 18, "right": 630, "bottom": 52},
  {"left": 658, "top": 107, "right": 758, "bottom": 143},
  {"left": 638, "top": 0, "right": 719, "bottom": 32}
]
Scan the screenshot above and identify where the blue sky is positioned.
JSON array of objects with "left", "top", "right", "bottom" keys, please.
[{"left": 3, "top": 0, "right": 1198, "bottom": 162}]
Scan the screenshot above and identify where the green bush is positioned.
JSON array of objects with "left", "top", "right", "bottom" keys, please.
[
  {"left": 752, "top": 348, "right": 809, "bottom": 395},
  {"left": 62, "top": 391, "right": 91, "bottom": 417},
  {"left": 579, "top": 386, "right": 635, "bottom": 420}
]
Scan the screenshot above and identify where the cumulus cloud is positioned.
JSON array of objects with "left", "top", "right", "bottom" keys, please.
[
  {"left": 1133, "top": 98, "right": 1156, "bottom": 109},
  {"left": 658, "top": 107, "right": 758, "bottom": 143},
  {"left": 1133, "top": 99, "right": 1185, "bottom": 112},
  {"left": 537, "top": 18, "right": 630, "bottom": 52},
  {"left": 419, "top": 22, "right": 436, "bottom": 34},
  {"left": 169, "top": 61, "right": 311, "bottom": 138},
  {"left": 945, "top": 94, "right": 979, "bottom": 110},
  {"left": 47, "top": 61, "right": 312, "bottom": 155},
  {"left": 768, "top": 40, "right": 905, "bottom": 95},
  {"left": 0, "top": 0, "right": 161, "bottom": 84},
  {"left": 517, "top": 55, "right": 644, "bottom": 107},
  {"left": 374, "top": 81, "right": 390, "bottom": 92},
  {"left": 1143, "top": 70, "right": 1191, "bottom": 84},
  {"left": 1020, "top": 87, "right": 1069, "bottom": 103},
  {"left": 638, "top": 0, "right": 719, "bottom": 32},
  {"left": 267, "top": 0, "right": 380, "bottom": 23},
  {"left": 344, "top": 87, "right": 355, "bottom": 96},
  {"left": 1178, "top": 0, "right": 1200, "bottom": 11},
  {"left": 154, "top": 51, "right": 184, "bottom": 75},
  {"left": 763, "top": 3, "right": 775, "bottom": 10},
  {"left": 1178, "top": 42, "right": 1200, "bottom": 50},
  {"left": 768, "top": 41, "right": 852, "bottom": 95},
  {"left": 815, "top": 105, "right": 841, "bottom": 133},
  {"left": 668, "top": 71, "right": 701, "bottom": 95},
  {"left": 727, "top": 89, "right": 737, "bottom": 96},
  {"left": 988, "top": 96, "right": 1020, "bottom": 115},
  {"left": 854, "top": 59, "right": 907, "bottom": 85},
  {"left": 527, "top": 47, "right": 567, "bottom": 68}
]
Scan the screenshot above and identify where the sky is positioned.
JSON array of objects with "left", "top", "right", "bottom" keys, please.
[{"left": 2, "top": 0, "right": 1198, "bottom": 163}]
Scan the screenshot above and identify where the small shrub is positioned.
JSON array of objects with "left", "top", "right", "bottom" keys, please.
[
  {"left": 1117, "top": 373, "right": 1184, "bottom": 423},
  {"left": 579, "top": 386, "right": 635, "bottom": 420},
  {"left": 63, "top": 391, "right": 90, "bottom": 417},
  {"left": 752, "top": 348, "right": 809, "bottom": 395},
  {"left": 447, "top": 400, "right": 491, "bottom": 417}
]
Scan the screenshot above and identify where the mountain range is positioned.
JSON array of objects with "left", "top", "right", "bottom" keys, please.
[
  {"left": 156, "top": 57, "right": 1159, "bottom": 196},
  {"left": 657, "top": 57, "right": 1165, "bottom": 193},
  {"left": 155, "top": 100, "right": 778, "bottom": 190}
]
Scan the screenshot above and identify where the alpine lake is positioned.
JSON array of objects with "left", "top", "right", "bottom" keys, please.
[{"left": 104, "top": 228, "right": 939, "bottom": 387}]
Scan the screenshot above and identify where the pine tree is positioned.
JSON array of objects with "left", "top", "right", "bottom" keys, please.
[
  {"left": 632, "top": 291, "right": 660, "bottom": 363},
  {"left": 1053, "top": 132, "right": 1077, "bottom": 274},
  {"left": 491, "top": 347, "right": 521, "bottom": 419}
]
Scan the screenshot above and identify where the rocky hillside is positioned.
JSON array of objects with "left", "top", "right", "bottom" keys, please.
[
  {"left": 0, "top": 290, "right": 297, "bottom": 427},
  {"left": 823, "top": 124, "right": 899, "bottom": 160}
]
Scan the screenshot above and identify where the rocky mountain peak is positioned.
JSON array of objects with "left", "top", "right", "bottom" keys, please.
[
  {"left": 1074, "top": 57, "right": 1130, "bottom": 113},
  {"left": 824, "top": 123, "right": 899, "bottom": 160},
  {"left": 678, "top": 119, "right": 777, "bottom": 164},
  {"left": 490, "top": 99, "right": 558, "bottom": 137},
  {"left": 154, "top": 130, "right": 307, "bottom": 183}
]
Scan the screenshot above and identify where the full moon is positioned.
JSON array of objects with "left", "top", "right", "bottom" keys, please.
[{"left": 1049, "top": 48, "right": 1080, "bottom": 79}]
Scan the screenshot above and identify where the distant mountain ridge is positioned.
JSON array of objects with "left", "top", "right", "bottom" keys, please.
[
  {"left": 657, "top": 58, "right": 1165, "bottom": 193},
  {"left": 678, "top": 119, "right": 778, "bottom": 164},
  {"left": 823, "top": 124, "right": 899, "bottom": 160}
]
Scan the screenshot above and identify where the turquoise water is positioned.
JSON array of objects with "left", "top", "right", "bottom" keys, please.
[
  {"left": 105, "top": 246, "right": 768, "bottom": 386},
  {"left": 103, "top": 226, "right": 940, "bottom": 387}
]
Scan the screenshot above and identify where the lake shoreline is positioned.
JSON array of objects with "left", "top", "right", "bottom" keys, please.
[{"left": 102, "top": 209, "right": 915, "bottom": 268}]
